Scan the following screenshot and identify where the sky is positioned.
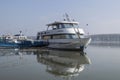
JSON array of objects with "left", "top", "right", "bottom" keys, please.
[{"left": 0, "top": 0, "right": 120, "bottom": 36}]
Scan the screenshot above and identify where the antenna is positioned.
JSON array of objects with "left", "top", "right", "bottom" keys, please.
[
  {"left": 20, "top": 30, "right": 22, "bottom": 36},
  {"left": 65, "top": 13, "right": 70, "bottom": 21}
]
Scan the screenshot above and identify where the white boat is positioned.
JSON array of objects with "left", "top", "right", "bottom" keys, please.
[{"left": 37, "top": 14, "right": 91, "bottom": 51}]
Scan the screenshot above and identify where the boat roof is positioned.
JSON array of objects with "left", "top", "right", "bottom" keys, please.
[{"left": 47, "top": 21, "right": 79, "bottom": 26}]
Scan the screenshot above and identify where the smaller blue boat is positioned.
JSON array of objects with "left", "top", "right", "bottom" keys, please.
[
  {"left": 17, "top": 40, "right": 49, "bottom": 48},
  {"left": 0, "top": 42, "right": 18, "bottom": 48},
  {"left": 0, "top": 31, "right": 48, "bottom": 48}
]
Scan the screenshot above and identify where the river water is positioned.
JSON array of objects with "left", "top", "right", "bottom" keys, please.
[{"left": 0, "top": 45, "right": 120, "bottom": 80}]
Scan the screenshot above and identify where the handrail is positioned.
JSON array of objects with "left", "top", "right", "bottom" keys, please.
[{"left": 73, "top": 27, "right": 80, "bottom": 39}]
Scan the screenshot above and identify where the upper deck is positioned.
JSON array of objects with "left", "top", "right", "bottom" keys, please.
[
  {"left": 36, "top": 14, "right": 86, "bottom": 40},
  {"left": 37, "top": 19, "right": 85, "bottom": 36},
  {"left": 46, "top": 21, "right": 80, "bottom": 31},
  {"left": 47, "top": 21, "right": 79, "bottom": 26}
]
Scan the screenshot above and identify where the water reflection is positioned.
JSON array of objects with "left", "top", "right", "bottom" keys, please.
[
  {"left": 36, "top": 50, "right": 91, "bottom": 79},
  {"left": 0, "top": 49, "right": 91, "bottom": 80},
  {"left": 0, "top": 49, "right": 35, "bottom": 57},
  {"left": 0, "top": 49, "right": 36, "bottom": 70}
]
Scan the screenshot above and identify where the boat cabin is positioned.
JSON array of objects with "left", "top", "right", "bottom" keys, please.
[
  {"left": 14, "top": 31, "right": 27, "bottom": 40},
  {"left": 46, "top": 21, "right": 79, "bottom": 30},
  {"left": 37, "top": 21, "right": 85, "bottom": 40}
]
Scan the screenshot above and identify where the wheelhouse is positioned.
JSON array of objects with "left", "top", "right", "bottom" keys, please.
[
  {"left": 47, "top": 21, "right": 79, "bottom": 30},
  {"left": 37, "top": 21, "right": 85, "bottom": 40}
]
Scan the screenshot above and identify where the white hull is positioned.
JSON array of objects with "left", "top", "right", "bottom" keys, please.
[{"left": 47, "top": 37, "right": 91, "bottom": 50}]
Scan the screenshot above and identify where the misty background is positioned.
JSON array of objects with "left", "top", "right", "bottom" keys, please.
[{"left": 0, "top": 0, "right": 120, "bottom": 36}]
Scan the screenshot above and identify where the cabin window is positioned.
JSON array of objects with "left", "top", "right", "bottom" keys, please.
[
  {"left": 73, "top": 24, "right": 79, "bottom": 28},
  {"left": 62, "top": 23, "right": 79, "bottom": 28},
  {"left": 52, "top": 34, "right": 78, "bottom": 39},
  {"left": 43, "top": 36, "right": 51, "bottom": 40},
  {"left": 58, "top": 24, "right": 64, "bottom": 29},
  {"left": 53, "top": 35, "right": 66, "bottom": 39},
  {"left": 52, "top": 24, "right": 61, "bottom": 30},
  {"left": 52, "top": 26, "right": 57, "bottom": 30},
  {"left": 69, "top": 34, "right": 78, "bottom": 39},
  {"left": 63, "top": 24, "right": 73, "bottom": 28}
]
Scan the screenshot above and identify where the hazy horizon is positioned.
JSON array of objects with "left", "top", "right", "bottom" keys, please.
[{"left": 0, "top": 0, "right": 120, "bottom": 36}]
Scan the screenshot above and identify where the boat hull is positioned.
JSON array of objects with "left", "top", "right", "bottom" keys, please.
[
  {"left": 47, "top": 37, "right": 91, "bottom": 51},
  {"left": 0, "top": 40, "right": 49, "bottom": 48},
  {"left": 0, "top": 42, "right": 19, "bottom": 48}
]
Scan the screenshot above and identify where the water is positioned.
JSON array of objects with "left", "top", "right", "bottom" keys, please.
[{"left": 0, "top": 46, "right": 120, "bottom": 80}]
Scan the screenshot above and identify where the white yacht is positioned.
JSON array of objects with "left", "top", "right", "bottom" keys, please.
[{"left": 37, "top": 14, "right": 91, "bottom": 51}]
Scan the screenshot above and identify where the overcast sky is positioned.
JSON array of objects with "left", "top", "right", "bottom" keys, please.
[{"left": 0, "top": 0, "right": 120, "bottom": 36}]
